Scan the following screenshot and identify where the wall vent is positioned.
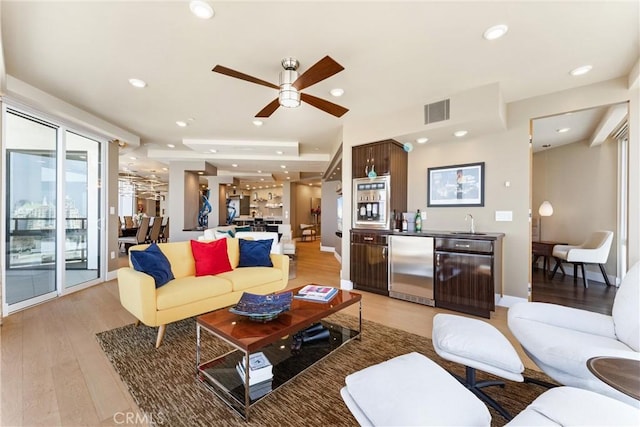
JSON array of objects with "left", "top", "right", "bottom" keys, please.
[{"left": 424, "top": 99, "right": 450, "bottom": 124}]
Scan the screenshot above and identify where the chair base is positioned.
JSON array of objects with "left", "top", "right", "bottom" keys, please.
[
  {"left": 450, "top": 366, "right": 512, "bottom": 421},
  {"left": 550, "top": 261, "right": 612, "bottom": 288}
]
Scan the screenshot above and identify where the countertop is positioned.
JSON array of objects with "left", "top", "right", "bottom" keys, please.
[{"left": 351, "top": 228, "right": 505, "bottom": 240}]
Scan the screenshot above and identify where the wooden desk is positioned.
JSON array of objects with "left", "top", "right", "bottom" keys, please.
[
  {"left": 532, "top": 240, "right": 567, "bottom": 277},
  {"left": 587, "top": 356, "right": 640, "bottom": 401}
]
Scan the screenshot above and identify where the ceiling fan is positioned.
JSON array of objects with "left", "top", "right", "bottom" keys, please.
[{"left": 212, "top": 56, "right": 348, "bottom": 118}]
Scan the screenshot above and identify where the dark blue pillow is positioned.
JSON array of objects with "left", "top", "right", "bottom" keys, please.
[
  {"left": 130, "top": 243, "right": 174, "bottom": 288},
  {"left": 238, "top": 239, "right": 273, "bottom": 268}
]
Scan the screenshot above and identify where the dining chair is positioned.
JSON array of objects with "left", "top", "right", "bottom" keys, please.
[
  {"left": 159, "top": 217, "right": 169, "bottom": 243},
  {"left": 118, "top": 216, "right": 150, "bottom": 252},
  {"left": 147, "top": 216, "right": 163, "bottom": 243},
  {"left": 124, "top": 215, "right": 134, "bottom": 229},
  {"left": 550, "top": 230, "right": 614, "bottom": 287}
]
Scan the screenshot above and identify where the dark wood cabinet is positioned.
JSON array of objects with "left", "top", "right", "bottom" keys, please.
[
  {"left": 352, "top": 139, "right": 408, "bottom": 220},
  {"left": 350, "top": 230, "right": 389, "bottom": 295},
  {"left": 434, "top": 237, "right": 502, "bottom": 318}
]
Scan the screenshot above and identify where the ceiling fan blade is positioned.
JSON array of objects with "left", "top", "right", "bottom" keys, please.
[
  {"left": 256, "top": 98, "right": 281, "bottom": 118},
  {"left": 292, "top": 56, "right": 344, "bottom": 91},
  {"left": 212, "top": 65, "right": 279, "bottom": 90},
  {"left": 300, "top": 93, "right": 349, "bottom": 118}
]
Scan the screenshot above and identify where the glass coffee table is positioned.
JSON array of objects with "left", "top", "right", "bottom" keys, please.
[{"left": 196, "top": 285, "right": 362, "bottom": 420}]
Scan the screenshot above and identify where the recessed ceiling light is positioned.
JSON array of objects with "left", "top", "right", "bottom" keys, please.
[
  {"left": 128, "top": 78, "right": 147, "bottom": 88},
  {"left": 167, "top": 144, "right": 175, "bottom": 148},
  {"left": 257, "top": 170, "right": 262, "bottom": 173},
  {"left": 280, "top": 165, "right": 286, "bottom": 169},
  {"left": 453, "top": 130, "right": 468, "bottom": 137},
  {"left": 176, "top": 121, "right": 187, "bottom": 127},
  {"left": 330, "top": 88, "right": 344, "bottom": 97},
  {"left": 416, "top": 137, "right": 429, "bottom": 144},
  {"left": 284, "top": 171, "right": 289, "bottom": 174},
  {"left": 309, "top": 183, "right": 313, "bottom": 186},
  {"left": 483, "top": 24, "right": 508, "bottom": 40},
  {"left": 286, "top": 177, "right": 290, "bottom": 180},
  {"left": 197, "top": 171, "right": 203, "bottom": 175},
  {"left": 232, "top": 163, "right": 238, "bottom": 167},
  {"left": 129, "top": 156, "right": 137, "bottom": 160},
  {"left": 570, "top": 65, "right": 593, "bottom": 76},
  {"left": 252, "top": 120, "right": 263, "bottom": 127},
  {"left": 189, "top": 0, "right": 214, "bottom": 19},
  {"left": 556, "top": 127, "right": 571, "bottom": 133},
  {"left": 260, "top": 178, "right": 264, "bottom": 181},
  {"left": 209, "top": 149, "right": 217, "bottom": 153},
  {"left": 276, "top": 150, "right": 284, "bottom": 155},
  {"left": 162, "top": 167, "right": 168, "bottom": 171}
]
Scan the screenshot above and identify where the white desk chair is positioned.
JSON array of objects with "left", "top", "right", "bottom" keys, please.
[{"left": 300, "top": 223, "right": 317, "bottom": 241}]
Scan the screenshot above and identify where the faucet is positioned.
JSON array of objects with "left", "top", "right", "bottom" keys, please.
[{"left": 465, "top": 213, "right": 475, "bottom": 234}]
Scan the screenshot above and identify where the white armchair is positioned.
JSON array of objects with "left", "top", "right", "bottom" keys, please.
[
  {"left": 300, "top": 223, "right": 317, "bottom": 241},
  {"left": 550, "top": 230, "right": 614, "bottom": 287},
  {"left": 278, "top": 224, "right": 296, "bottom": 257},
  {"left": 508, "top": 261, "right": 640, "bottom": 407}
]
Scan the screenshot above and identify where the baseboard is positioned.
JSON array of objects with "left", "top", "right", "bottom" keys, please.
[
  {"left": 106, "top": 270, "right": 118, "bottom": 281},
  {"left": 320, "top": 245, "right": 334, "bottom": 253},
  {"left": 495, "top": 293, "right": 527, "bottom": 308},
  {"left": 334, "top": 251, "right": 342, "bottom": 264}
]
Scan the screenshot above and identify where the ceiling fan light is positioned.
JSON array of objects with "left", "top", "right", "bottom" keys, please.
[{"left": 279, "top": 84, "right": 301, "bottom": 108}]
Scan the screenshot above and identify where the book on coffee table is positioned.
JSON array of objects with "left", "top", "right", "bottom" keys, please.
[
  {"left": 236, "top": 352, "right": 273, "bottom": 386},
  {"left": 294, "top": 285, "right": 338, "bottom": 303}
]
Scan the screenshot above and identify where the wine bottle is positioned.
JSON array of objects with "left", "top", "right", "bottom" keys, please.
[{"left": 415, "top": 209, "right": 422, "bottom": 232}]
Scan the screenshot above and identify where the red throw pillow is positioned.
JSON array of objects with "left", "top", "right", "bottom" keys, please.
[{"left": 190, "top": 239, "right": 233, "bottom": 277}]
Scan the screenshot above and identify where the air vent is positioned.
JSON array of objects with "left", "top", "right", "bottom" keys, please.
[{"left": 424, "top": 99, "right": 450, "bottom": 124}]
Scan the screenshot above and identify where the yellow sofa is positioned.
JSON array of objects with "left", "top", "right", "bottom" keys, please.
[{"left": 117, "top": 238, "right": 289, "bottom": 347}]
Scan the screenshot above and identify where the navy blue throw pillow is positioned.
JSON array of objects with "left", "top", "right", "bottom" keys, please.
[
  {"left": 238, "top": 239, "right": 273, "bottom": 268},
  {"left": 130, "top": 243, "right": 174, "bottom": 288}
]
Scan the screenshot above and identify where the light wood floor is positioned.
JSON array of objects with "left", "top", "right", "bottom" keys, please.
[{"left": 1, "top": 240, "right": 538, "bottom": 426}]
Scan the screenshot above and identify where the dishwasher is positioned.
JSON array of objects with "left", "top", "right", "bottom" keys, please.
[{"left": 388, "top": 235, "right": 434, "bottom": 306}]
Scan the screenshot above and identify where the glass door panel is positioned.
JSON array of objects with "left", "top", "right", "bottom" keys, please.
[
  {"left": 64, "top": 132, "right": 101, "bottom": 287},
  {"left": 5, "top": 111, "right": 58, "bottom": 305}
]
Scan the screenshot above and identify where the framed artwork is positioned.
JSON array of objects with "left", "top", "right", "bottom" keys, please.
[{"left": 427, "top": 162, "right": 485, "bottom": 207}]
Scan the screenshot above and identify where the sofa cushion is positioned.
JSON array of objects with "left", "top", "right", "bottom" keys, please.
[
  {"left": 156, "top": 241, "right": 196, "bottom": 279},
  {"left": 130, "top": 243, "right": 174, "bottom": 288},
  {"left": 190, "top": 239, "right": 233, "bottom": 276},
  {"left": 238, "top": 239, "right": 273, "bottom": 267},
  {"left": 156, "top": 276, "right": 233, "bottom": 310},
  {"left": 218, "top": 267, "right": 283, "bottom": 292}
]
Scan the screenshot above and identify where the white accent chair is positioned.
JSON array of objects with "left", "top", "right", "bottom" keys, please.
[
  {"left": 550, "top": 230, "right": 614, "bottom": 287},
  {"left": 300, "top": 223, "right": 317, "bottom": 241},
  {"left": 508, "top": 261, "right": 640, "bottom": 407},
  {"left": 278, "top": 224, "right": 297, "bottom": 257},
  {"left": 506, "top": 386, "right": 640, "bottom": 426},
  {"left": 200, "top": 227, "right": 283, "bottom": 254}
]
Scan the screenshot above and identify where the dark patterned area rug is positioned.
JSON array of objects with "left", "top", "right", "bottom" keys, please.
[{"left": 96, "top": 313, "right": 554, "bottom": 427}]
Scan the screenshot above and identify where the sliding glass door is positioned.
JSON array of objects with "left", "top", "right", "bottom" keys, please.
[
  {"left": 5, "top": 113, "right": 58, "bottom": 306},
  {"left": 3, "top": 108, "right": 104, "bottom": 313},
  {"left": 65, "top": 131, "right": 101, "bottom": 287}
]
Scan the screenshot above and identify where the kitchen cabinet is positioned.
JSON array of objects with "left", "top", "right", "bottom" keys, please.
[
  {"left": 433, "top": 237, "right": 503, "bottom": 318},
  {"left": 352, "top": 139, "right": 407, "bottom": 222},
  {"left": 350, "top": 230, "right": 389, "bottom": 295}
]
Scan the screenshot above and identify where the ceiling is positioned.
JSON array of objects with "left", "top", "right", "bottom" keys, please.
[{"left": 2, "top": 1, "right": 638, "bottom": 190}]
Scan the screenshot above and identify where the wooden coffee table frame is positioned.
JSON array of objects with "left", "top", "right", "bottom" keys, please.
[{"left": 196, "top": 286, "right": 362, "bottom": 420}]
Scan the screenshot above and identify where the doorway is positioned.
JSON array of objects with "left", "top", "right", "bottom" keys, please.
[{"left": 530, "top": 102, "right": 628, "bottom": 310}]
